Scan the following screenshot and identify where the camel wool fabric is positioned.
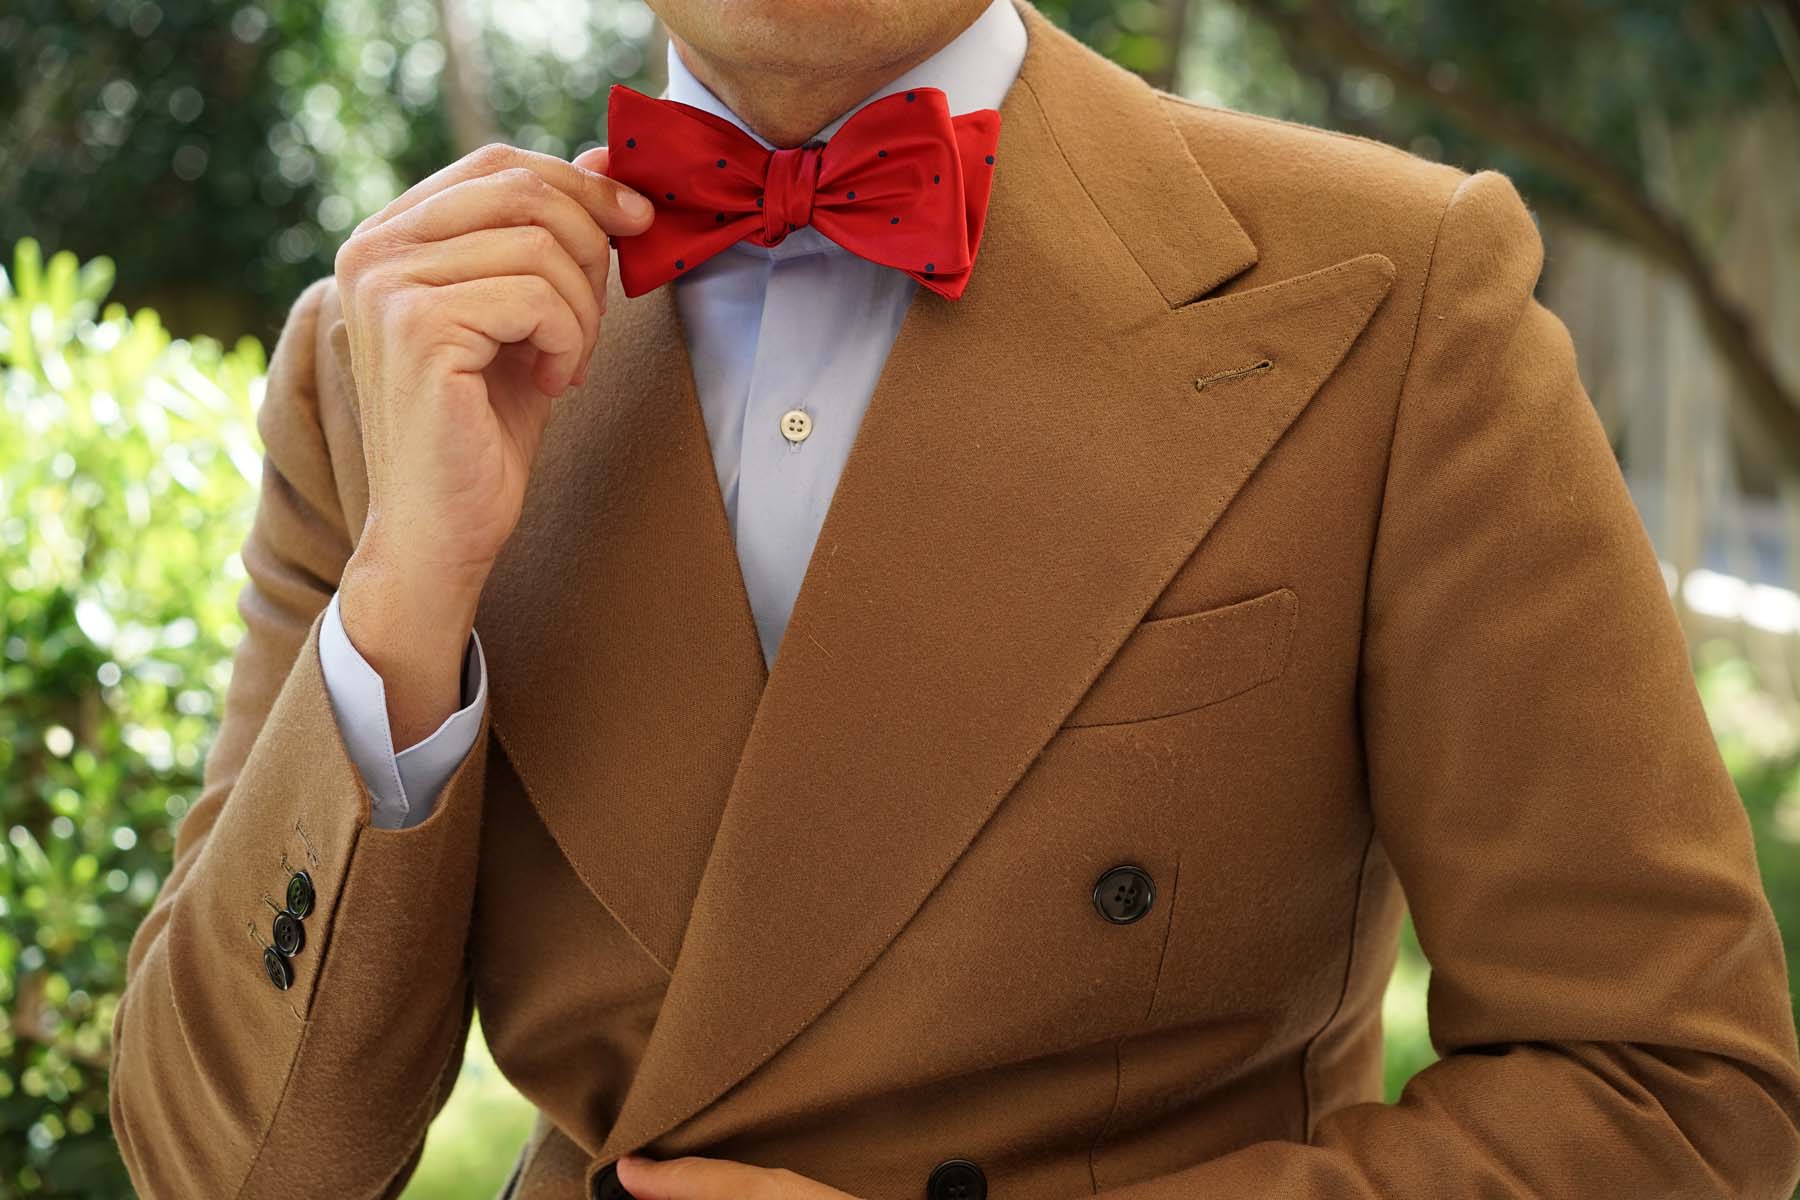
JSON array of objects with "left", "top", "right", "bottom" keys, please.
[{"left": 109, "top": 1, "right": 1800, "bottom": 1196}]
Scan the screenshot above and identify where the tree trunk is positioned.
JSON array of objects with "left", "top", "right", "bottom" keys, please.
[{"left": 437, "top": 0, "right": 502, "bottom": 156}]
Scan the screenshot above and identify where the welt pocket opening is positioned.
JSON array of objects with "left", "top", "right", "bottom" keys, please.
[{"left": 1060, "top": 586, "right": 1298, "bottom": 729}]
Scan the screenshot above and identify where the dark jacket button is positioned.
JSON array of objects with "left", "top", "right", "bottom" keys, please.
[
  {"left": 927, "top": 1158, "right": 986, "bottom": 1200},
  {"left": 592, "top": 1161, "right": 634, "bottom": 1200},
  {"left": 1092, "top": 864, "right": 1155, "bottom": 924},
  {"left": 263, "top": 945, "right": 292, "bottom": 990},
  {"left": 272, "top": 911, "right": 305, "bottom": 957},
  {"left": 286, "top": 869, "right": 314, "bottom": 919}
]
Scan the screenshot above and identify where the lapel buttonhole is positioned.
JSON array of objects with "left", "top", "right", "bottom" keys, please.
[{"left": 1194, "top": 358, "right": 1274, "bottom": 393}]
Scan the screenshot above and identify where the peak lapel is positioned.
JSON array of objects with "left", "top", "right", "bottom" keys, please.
[
  {"left": 593, "top": 0, "right": 1396, "bottom": 1167},
  {"left": 475, "top": 278, "right": 767, "bottom": 975}
]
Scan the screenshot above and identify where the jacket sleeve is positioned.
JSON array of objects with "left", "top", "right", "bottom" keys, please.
[
  {"left": 108, "top": 274, "right": 493, "bottom": 1199},
  {"left": 1095, "top": 169, "right": 1800, "bottom": 1198}
]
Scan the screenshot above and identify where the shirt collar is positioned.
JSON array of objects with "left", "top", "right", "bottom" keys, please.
[{"left": 655, "top": 0, "right": 1027, "bottom": 262}]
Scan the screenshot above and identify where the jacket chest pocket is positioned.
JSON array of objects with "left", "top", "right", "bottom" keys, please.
[{"left": 1062, "top": 586, "right": 1299, "bottom": 729}]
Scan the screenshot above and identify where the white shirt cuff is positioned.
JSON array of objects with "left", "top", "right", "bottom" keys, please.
[{"left": 318, "top": 589, "right": 488, "bottom": 830}]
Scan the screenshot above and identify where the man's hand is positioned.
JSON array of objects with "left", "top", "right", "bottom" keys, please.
[
  {"left": 614, "top": 1154, "right": 861, "bottom": 1200},
  {"left": 331, "top": 141, "right": 654, "bottom": 745}
]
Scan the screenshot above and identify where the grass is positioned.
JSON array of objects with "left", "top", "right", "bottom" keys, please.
[{"left": 403, "top": 1019, "right": 537, "bottom": 1200}]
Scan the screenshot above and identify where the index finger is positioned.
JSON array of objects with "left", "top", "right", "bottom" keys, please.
[{"left": 356, "top": 141, "right": 654, "bottom": 239}]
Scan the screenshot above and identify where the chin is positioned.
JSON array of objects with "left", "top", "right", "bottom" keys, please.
[{"left": 656, "top": 0, "right": 971, "bottom": 74}]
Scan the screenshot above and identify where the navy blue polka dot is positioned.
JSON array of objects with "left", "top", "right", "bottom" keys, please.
[
  {"left": 877, "top": 149, "right": 887, "bottom": 158},
  {"left": 933, "top": 173, "right": 941, "bottom": 184},
  {"left": 846, "top": 190, "right": 857, "bottom": 200},
  {"left": 664, "top": 191, "right": 675, "bottom": 200},
  {"left": 675, "top": 259, "right": 685, "bottom": 269},
  {"left": 625, "top": 137, "right": 636, "bottom": 148},
  {"left": 925, "top": 261, "right": 935, "bottom": 271},
  {"left": 985, "top": 154, "right": 995, "bottom": 164},
  {"left": 905, "top": 91, "right": 916, "bottom": 102},
  {"left": 788, "top": 221, "right": 797, "bottom": 230},
  {"left": 924, "top": 272, "right": 935, "bottom": 280},
  {"left": 890, "top": 216, "right": 900, "bottom": 225},
  {"left": 715, "top": 212, "right": 725, "bottom": 223},
  {"left": 716, "top": 158, "right": 726, "bottom": 168},
  {"left": 756, "top": 196, "right": 764, "bottom": 207}
]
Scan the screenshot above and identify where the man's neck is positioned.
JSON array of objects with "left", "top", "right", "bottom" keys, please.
[
  {"left": 666, "top": 19, "right": 981, "bottom": 149},
  {"left": 669, "top": 36, "right": 957, "bottom": 148},
  {"left": 660, "top": 0, "right": 1029, "bottom": 155}
]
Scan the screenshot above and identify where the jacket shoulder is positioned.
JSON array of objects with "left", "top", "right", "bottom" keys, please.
[{"left": 1154, "top": 91, "right": 1473, "bottom": 279}]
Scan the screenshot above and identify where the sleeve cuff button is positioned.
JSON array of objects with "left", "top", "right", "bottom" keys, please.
[
  {"left": 263, "top": 946, "right": 293, "bottom": 991},
  {"left": 272, "top": 911, "right": 305, "bottom": 957},
  {"left": 285, "top": 870, "right": 314, "bottom": 919}
]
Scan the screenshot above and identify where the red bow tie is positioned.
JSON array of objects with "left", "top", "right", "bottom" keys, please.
[{"left": 602, "top": 83, "right": 1001, "bottom": 301}]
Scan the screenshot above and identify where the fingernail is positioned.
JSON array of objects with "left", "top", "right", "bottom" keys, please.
[{"left": 618, "top": 189, "right": 652, "bottom": 221}]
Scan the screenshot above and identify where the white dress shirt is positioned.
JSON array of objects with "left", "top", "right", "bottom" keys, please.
[{"left": 318, "top": 0, "right": 1028, "bottom": 830}]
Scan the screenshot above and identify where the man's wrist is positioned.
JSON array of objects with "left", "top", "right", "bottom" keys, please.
[{"left": 338, "top": 541, "right": 486, "bottom": 748}]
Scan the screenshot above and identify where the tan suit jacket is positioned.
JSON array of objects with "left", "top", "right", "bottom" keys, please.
[{"left": 110, "top": 2, "right": 1800, "bottom": 1196}]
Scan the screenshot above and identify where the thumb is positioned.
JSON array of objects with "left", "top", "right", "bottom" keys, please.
[
  {"left": 612, "top": 1154, "right": 774, "bottom": 1200},
  {"left": 573, "top": 144, "right": 611, "bottom": 176}
]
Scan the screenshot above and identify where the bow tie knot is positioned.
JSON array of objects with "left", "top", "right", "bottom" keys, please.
[
  {"left": 603, "top": 83, "right": 1001, "bottom": 300},
  {"left": 762, "top": 143, "right": 825, "bottom": 244}
]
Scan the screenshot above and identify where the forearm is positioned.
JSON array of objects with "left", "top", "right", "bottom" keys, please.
[
  {"left": 337, "top": 537, "right": 487, "bottom": 748},
  {"left": 109, "top": 607, "right": 492, "bottom": 1197},
  {"left": 1089, "top": 1042, "right": 1799, "bottom": 1197},
  {"left": 109, "top": 274, "right": 498, "bottom": 1198}
]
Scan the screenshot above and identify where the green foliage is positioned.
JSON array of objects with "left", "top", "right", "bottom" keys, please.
[
  {"left": 1034, "top": 0, "right": 1186, "bottom": 79},
  {"left": 1202, "top": 0, "right": 1792, "bottom": 221},
  {"left": 1381, "top": 914, "right": 1434, "bottom": 1101},
  {"left": 404, "top": 1021, "right": 537, "bottom": 1200},
  {"left": 2, "top": 0, "right": 346, "bottom": 343},
  {"left": 0, "top": 236, "right": 264, "bottom": 1198},
  {"left": 473, "top": 0, "right": 662, "bottom": 154},
  {"left": 0, "top": 0, "right": 664, "bottom": 348},
  {"left": 1330, "top": 0, "right": 1784, "bottom": 171},
  {"left": 1696, "top": 640, "right": 1800, "bottom": 1020}
]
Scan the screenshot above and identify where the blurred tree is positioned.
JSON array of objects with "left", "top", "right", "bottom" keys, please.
[
  {"left": 436, "top": 0, "right": 504, "bottom": 152},
  {"left": 1035, "top": 0, "right": 1192, "bottom": 88},
  {"left": 0, "top": 0, "right": 666, "bottom": 347},
  {"left": 0, "top": 0, "right": 466, "bottom": 345},
  {"left": 443, "top": 0, "right": 663, "bottom": 157},
  {"left": 0, "top": 236, "right": 265, "bottom": 1197},
  {"left": 1209, "top": 0, "right": 1800, "bottom": 473},
  {"left": 1704, "top": 641, "right": 1800, "bottom": 1021}
]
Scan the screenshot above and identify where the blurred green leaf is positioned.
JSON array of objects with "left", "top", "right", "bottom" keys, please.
[{"left": 1, "top": 234, "right": 262, "bottom": 1199}]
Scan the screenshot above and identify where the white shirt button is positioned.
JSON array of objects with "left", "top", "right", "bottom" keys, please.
[{"left": 780, "top": 408, "right": 812, "bottom": 444}]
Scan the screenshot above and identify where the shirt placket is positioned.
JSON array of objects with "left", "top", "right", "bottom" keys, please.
[{"left": 735, "top": 249, "right": 843, "bottom": 666}]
